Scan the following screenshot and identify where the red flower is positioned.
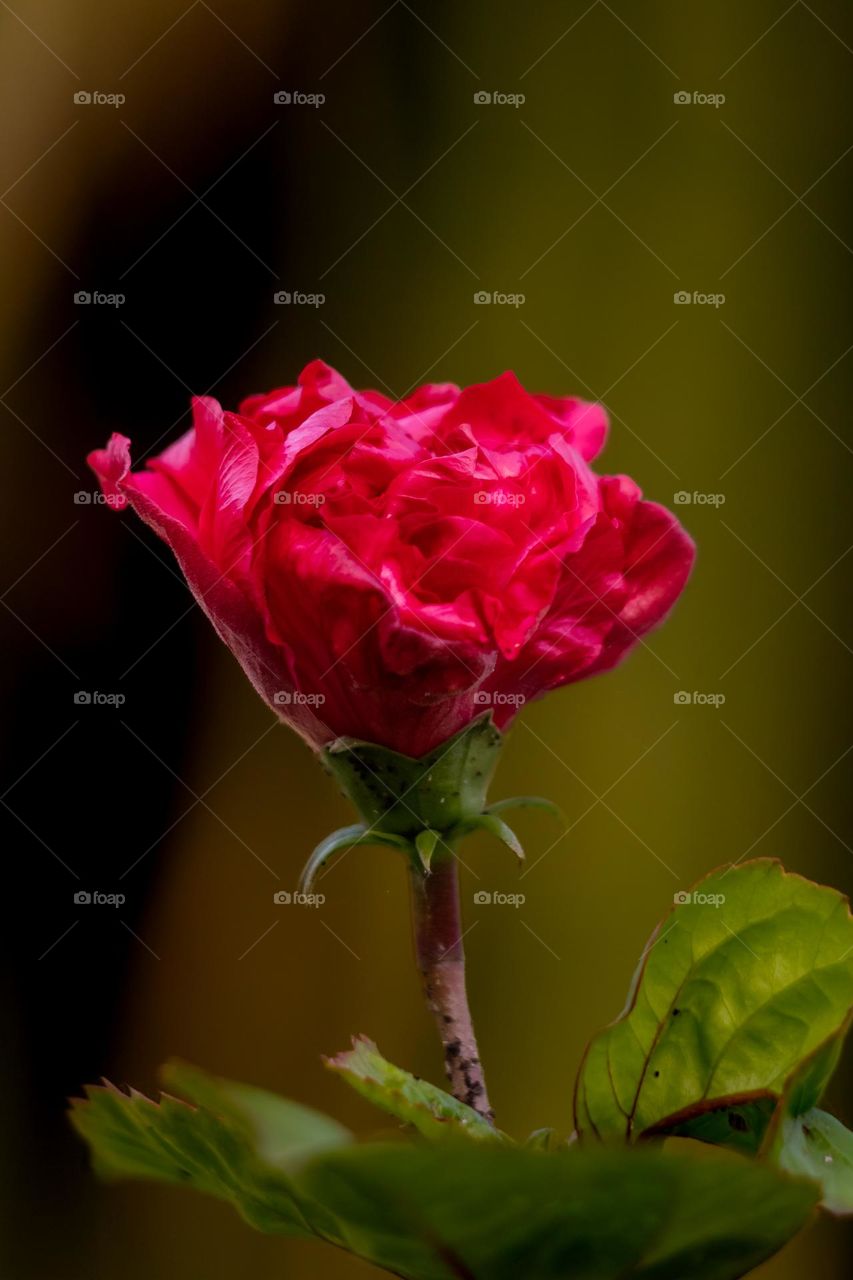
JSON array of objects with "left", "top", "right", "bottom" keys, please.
[{"left": 89, "top": 361, "right": 694, "bottom": 756}]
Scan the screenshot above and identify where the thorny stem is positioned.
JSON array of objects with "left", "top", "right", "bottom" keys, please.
[{"left": 409, "top": 851, "right": 494, "bottom": 1124}]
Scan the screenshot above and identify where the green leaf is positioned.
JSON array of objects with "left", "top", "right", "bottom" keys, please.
[
  {"left": 450, "top": 812, "right": 525, "bottom": 861},
  {"left": 652, "top": 1019, "right": 853, "bottom": 1161},
  {"left": 71, "top": 1061, "right": 818, "bottom": 1279},
  {"left": 70, "top": 1063, "right": 350, "bottom": 1235},
  {"left": 772, "top": 1107, "right": 853, "bottom": 1215},
  {"left": 299, "top": 824, "right": 411, "bottom": 893},
  {"left": 325, "top": 1035, "right": 501, "bottom": 1142},
  {"left": 301, "top": 1141, "right": 817, "bottom": 1280},
  {"left": 771, "top": 1016, "right": 851, "bottom": 1121},
  {"left": 575, "top": 859, "right": 853, "bottom": 1143}
]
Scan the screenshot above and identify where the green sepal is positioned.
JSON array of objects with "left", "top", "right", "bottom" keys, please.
[
  {"left": 299, "top": 824, "right": 412, "bottom": 893},
  {"left": 316, "top": 718, "right": 566, "bottom": 879},
  {"left": 449, "top": 812, "right": 525, "bottom": 862},
  {"left": 321, "top": 713, "right": 503, "bottom": 838},
  {"left": 486, "top": 795, "right": 566, "bottom": 824},
  {"left": 414, "top": 828, "right": 441, "bottom": 872}
]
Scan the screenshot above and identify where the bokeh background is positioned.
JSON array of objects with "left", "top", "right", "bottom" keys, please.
[{"left": 1, "top": 1, "right": 851, "bottom": 1276}]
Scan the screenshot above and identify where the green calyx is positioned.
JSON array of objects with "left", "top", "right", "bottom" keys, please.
[
  {"left": 299, "top": 714, "right": 563, "bottom": 889},
  {"left": 324, "top": 713, "right": 502, "bottom": 836}
]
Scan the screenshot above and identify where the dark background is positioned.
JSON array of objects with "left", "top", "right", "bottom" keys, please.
[{"left": 1, "top": 2, "right": 851, "bottom": 1276}]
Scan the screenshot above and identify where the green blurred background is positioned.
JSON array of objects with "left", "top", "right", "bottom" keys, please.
[{"left": 1, "top": 1, "right": 851, "bottom": 1276}]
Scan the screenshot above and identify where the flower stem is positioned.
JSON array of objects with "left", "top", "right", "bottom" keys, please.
[{"left": 409, "top": 852, "right": 494, "bottom": 1123}]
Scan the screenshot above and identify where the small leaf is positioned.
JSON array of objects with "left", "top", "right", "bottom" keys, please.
[
  {"left": 773, "top": 1107, "right": 853, "bottom": 1215},
  {"left": 450, "top": 812, "right": 525, "bottom": 862},
  {"left": 641, "top": 1094, "right": 778, "bottom": 1156},
  {"left": 299, "top": 824, "right": 411, "bottom": 893},
  {"left": 575, "top": 859, "right": 853, "bottom": 1142},
  {"left": 325, "top": 1035, "right": 501, "bottom": 1142},
  {"left": 525, "top": 1127, "right": 561, "bottom": 1151},
  {"left": 487, "top": 795, "right": 565, "bottom": 824}
]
